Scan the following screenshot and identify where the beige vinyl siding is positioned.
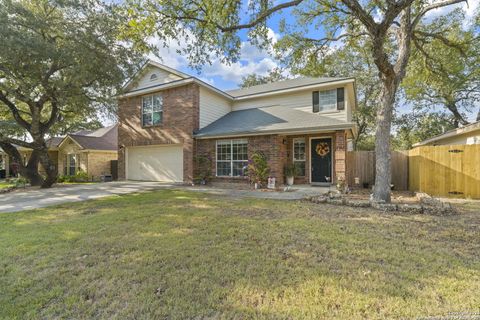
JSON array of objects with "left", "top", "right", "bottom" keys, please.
[
  {"left": 232, "top": 86, "right": 352, "bottom": 123},
  {"left": 129, "top": 67, "right": 184, "bottom": 92},
  {"left": 199, "top": 87, "right": 232, "bottom": 128}
]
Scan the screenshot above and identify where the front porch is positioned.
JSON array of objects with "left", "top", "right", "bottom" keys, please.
[{"left": 195, "top": 129, "right": 350, "bottom": 187}]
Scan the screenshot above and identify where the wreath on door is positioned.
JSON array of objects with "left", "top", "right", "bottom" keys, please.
[{"left": 315, "top": 142, "right": 330, "bottom": 157}]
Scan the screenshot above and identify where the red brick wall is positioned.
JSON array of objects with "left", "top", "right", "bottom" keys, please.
[
  {"left": 334, "top": 131, "right": 347, "bottom": 182},
  {"left": 117, "top": 83, "right": 199, "bottom": 182},
  {"left": 196, "top": 135, "right": 287, "bottom": 185},
  {"left": 196, "top": 130, "right": 348, "bottom": 186}
]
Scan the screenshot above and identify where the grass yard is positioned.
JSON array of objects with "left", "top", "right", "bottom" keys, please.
[
  {"left": 1, "top": 190, "right": 479, "bottom": 319},
  {"left": 0, "top": 181, "right": 14, "bottom": 189}
]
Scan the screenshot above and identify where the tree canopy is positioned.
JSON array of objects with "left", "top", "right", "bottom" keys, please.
[
  {"left": 402, "top": 9, "right": 480, "bottom": 127},
  {"left": 0, "top": 0, "right": 143, "bottom": 186}
]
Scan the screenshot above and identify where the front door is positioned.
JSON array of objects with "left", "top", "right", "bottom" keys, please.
[{"left": 311, "top": 138, "right": 333, "bottom": 184}]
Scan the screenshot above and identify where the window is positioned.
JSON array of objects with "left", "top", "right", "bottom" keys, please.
[
  {"left": 150, "top": 73, "right": 158, "bottom": 81},
  {"left": 313, "top": 88, "right": 342, "bottom": 113},
  {"left": 216, "top": 139, "right": 248, "bottom": 177},
  {"left": 293, "top": 138, "right": 306, "bottom": 176},
  {"left": 65, "top": 154, "right": 77, "bottom": 176},
  {"left": 142, "top": 94, "right": 163, "bottom": 126},
  {"left": 319, "top": 89, "right": 337, "bottom": 111}
]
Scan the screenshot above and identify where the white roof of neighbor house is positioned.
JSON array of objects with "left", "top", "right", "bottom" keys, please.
[{"left": 413, "top": 120, "right": 480, "bottom": 146}]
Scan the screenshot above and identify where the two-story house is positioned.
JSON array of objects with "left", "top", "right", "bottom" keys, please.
[{"left": 117, "top": 60, "right": 357, "bottom": 186}]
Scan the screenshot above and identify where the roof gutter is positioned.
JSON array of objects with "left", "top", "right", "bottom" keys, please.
[
  {"left": 232, "top": 78, "right": 356, "bottom": 100},
  {"left": 194, "top": 123, "right": 356, "bottom": 139}
]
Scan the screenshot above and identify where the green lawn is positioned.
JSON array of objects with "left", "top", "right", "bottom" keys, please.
[
  {"left": 1, "top": 190, "right": 479, "bottom": 319},
  {"left": 0, "top": 181, "right": 14, "bottom": 189}
]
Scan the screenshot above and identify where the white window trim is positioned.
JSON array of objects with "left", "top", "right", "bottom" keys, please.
[
  {"left": 142, "top": 94, "right": 163, "bottom": 127},
  {"left": 293, "top": 138, "right": 306, "bottom": 176},
  {"left": 215, "top": 139, "right": 248, "bottom": 177}
]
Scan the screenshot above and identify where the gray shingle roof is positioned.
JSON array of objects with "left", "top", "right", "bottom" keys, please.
[
  {"left": 194, "top": 106, "right": 354, "bottom": 138},
  {"left": 226, "top": 77, "right": 351, "bottom": 98},
  {"left": 67, "top": 125, "right": 118, "bottom": 150}
]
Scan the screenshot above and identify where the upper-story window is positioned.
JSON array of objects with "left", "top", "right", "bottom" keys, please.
[
  {"left": 312, "top": 88, "right": 345, "bottom": 113},
  {"left": 142, "top": 94, "right": 163, "bottom": 126}
]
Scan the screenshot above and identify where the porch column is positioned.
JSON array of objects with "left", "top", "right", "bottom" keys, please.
[{"left": 334, "top": 131, "right": 347, "bottom": 183}]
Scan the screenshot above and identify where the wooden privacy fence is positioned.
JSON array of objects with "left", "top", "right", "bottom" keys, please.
[
  {"left": 409, "top": 145, "right": 480, "bottom": 199},
  {"left": 346, "top": 151, "right": 409, "bottom": 190}
]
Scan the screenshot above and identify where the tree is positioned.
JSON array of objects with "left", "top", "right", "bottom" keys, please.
[
  {"left": 240, "top": 67, "right": 289, "bottom": 88},
  {"left": 0, "top": 0, "right": 142, "bottom": 187},
  {"left": 402, "top": 9, "right": 480, "bottom": 127},
  {"left": 125, "top": 0, "right": 469, "bottom": 203},
  {"left": 393, "top": 112, "right": 455, "bottom": 150}
]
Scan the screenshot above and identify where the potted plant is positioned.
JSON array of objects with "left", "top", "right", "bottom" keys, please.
[{"left": 284, "top": 163, "right": 297, "bottom": 186}]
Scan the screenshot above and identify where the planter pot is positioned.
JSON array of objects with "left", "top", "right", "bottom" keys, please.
[{"left": 286, "top": 176, "right": 294, "bottom": 186}]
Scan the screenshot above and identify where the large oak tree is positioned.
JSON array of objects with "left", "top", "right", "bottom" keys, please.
[{"left": 0, "top": 0, "right": 143, "bottom": 187}]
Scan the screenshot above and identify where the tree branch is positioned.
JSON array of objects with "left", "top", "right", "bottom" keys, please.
[
  {"left": 412, "top": 0, "right": 468, "bottom": 28},
  {"left": 0, "top": 91, "right": 31, "bottom": 130}
]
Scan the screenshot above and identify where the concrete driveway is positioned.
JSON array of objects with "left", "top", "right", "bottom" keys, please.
[{"left": 0, "top": 181, "right": 175, "bottom": 213}]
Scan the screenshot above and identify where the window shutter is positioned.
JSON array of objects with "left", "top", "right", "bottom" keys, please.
[
  {"left": 337, "top": 88, "right": 345, "bottom": 110},
  {"left": 312, "top": 91, "right": 319, "bottom": 113}
]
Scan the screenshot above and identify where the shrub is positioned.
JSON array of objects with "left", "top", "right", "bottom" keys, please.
[
  {"left": 14, "top": 177, "right": 29, "bottom": 188},
  {"left": 194, "top": 155, "right": 212, "bottom": 184},
  {"left": 247, "top": 151, "right": 270, "bottom": 187},
  {"left": 72, "top": 170, "right": 89, "bottom": 182}
]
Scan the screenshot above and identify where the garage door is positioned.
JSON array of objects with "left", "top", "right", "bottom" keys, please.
[{"left": 126, "top": 145, "right": 183, "bottom": 182}]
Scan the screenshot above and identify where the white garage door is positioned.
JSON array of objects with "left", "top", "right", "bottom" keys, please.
[{"left": 126, "top": 145, "right": 183, "bottom": 182}]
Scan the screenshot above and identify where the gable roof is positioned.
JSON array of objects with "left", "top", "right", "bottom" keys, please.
[
  {"left": 413, "top": 120, "right": 480, "bottom": 146},
  {"left": 195, "top": 105, "right": 355, "bottom": 138},
  {"left": 58, "top": 124, "right": 118, "bottom": 151},
  {"left": 121, "top": 60, "right": 355, "bottom": 102}
]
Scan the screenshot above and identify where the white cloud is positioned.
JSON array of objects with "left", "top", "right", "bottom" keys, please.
[
  {"left": 423, "top": 1, "right": 476, "bottom": 27},
  {"left": 148, "top": 27, "right": 283, "bottom": 87}
]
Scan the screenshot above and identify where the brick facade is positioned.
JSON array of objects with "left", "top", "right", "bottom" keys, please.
[
  {"left": 117, "top": 83, "right": 200, "bottom": 182},
  {"left": 196, "top": 130, "right": 347, "bottom": 186},
  {"left": 87, "top": 152, "right": 117, "bottom": 181}
]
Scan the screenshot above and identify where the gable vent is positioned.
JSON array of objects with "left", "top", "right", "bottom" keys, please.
[{"left": 150, "top": 73, "right": 158, "bottom": 81}]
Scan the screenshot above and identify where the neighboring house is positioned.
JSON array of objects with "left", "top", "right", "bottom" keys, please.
[
  {"left": 118, "top": 60, "right": 357, "bottom": 186},
  {"left": 1, "top": 125, "right": 118, "bottom": 181},
  {"left": 413, "top": 121, "right": 480, "bottom": 147}
]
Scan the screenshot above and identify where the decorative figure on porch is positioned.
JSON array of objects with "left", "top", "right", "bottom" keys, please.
[{"left": 315, "top": 142, "right": 330, "bottom": 157}]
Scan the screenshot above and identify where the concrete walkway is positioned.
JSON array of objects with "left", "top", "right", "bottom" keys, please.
[{"left": 1, "top": 181, "right": 330, "bottom": 213}]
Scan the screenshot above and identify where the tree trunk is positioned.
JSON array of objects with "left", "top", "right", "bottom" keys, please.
[
  {"left": 23, "top": 150, "right": 44, "bottom": 186},
  {"left": 476, "top": 108, "right": 480, "bottom": 122},
  {"left": 372, "top": 77, "right": 396, "bottom": 203},
  {"left": 0, "top": 142, "right": 44, "bottom": 186},
  {"left": 446, "top": 102, "right": 468, "bottom": 127},
  {"left": 37, "top": 148, "right": 58, "bottom": 188}
]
